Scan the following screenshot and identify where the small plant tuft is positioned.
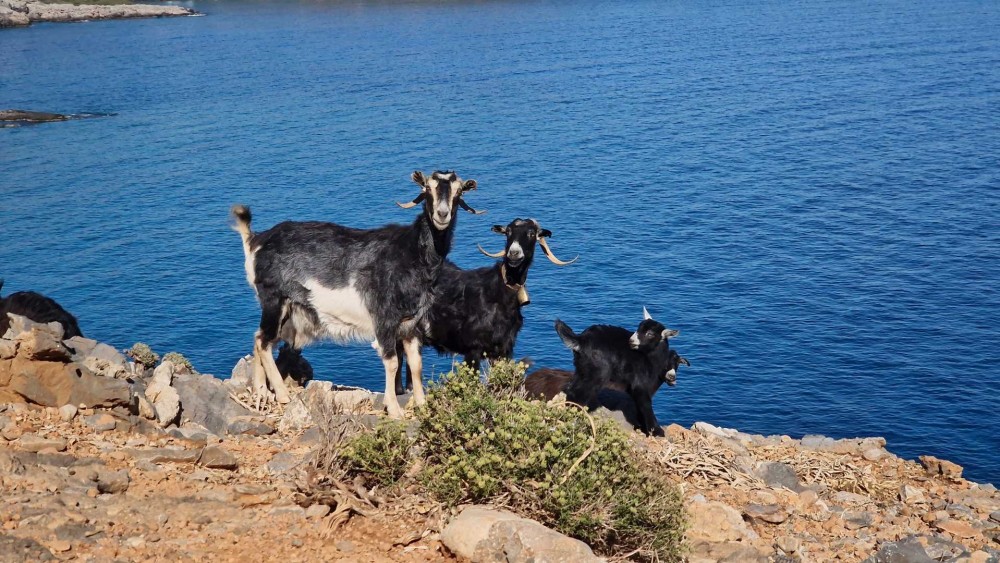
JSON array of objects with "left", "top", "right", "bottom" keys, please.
[
  {"left": 339, "top": 420, "right": 413, "bottom": 487},
  {"left": 126, "top": 343, "right": 159, "bottom": 367},
  {"left": 161, "top": 352, "right": 194, "bottom": 373}
]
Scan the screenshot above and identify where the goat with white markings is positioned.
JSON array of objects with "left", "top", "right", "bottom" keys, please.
[
  {"left": 395, "top": 218, "right": 576, "bottom": 393},
  {"left": 554, "top": 308, "right": 681, "bottom": 436},
  {"left": 0, "top": 279, "right": 84, "bottom": 339},
  {"left": 232, "top": 170, "right": 481, "bottom": 417}
]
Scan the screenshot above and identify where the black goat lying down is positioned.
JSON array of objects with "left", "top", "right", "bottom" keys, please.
[
  {"left": 554, "top": 308, "right": 681, "bottom": 436},
  {"left": 0, "top": 279, "right": 84, "bottom": 339},
  {"left": 232, "top": 170, "right": 481, "bottom": 418},
  {"left": 394, "top": 218, "right": 576, "bottom": 394},
  {"left": 523, "top": 349, "right": 689, "bottom": 433}
]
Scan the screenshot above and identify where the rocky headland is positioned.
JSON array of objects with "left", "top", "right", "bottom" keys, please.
[
  {"left": 1, "top": 315, "right": 998, "bottom": 562},
  {"left": 0, "top": 0, "right": 195, "bottom": 28}
]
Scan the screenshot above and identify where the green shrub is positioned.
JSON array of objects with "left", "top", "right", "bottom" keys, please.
[
  {"left": 339, "top": 420, "right": 413, "bottom": 487},
  {"left": 161, "top": 352, "right": 194, "bottom": 373},
  {"left": 127, "top": 343, "right": 159, "bottom": 367},
  {"left": 336, "top": 360, "right": 686, "bottom": 561}
]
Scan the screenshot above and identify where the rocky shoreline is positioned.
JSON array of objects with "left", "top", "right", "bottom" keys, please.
[
  {"left": 0, "top": 0, "right": 195, "bottom": 28},
  {"left": 1, "top": 316, "right": 999, "bottom": 562}
]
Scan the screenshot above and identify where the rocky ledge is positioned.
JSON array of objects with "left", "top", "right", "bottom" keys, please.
[
  {"left": 1, "top": 315, "right": 999, "bottom": 562},
  {"left": 0, "top": 0, "right": 196, "bottom": 28}
]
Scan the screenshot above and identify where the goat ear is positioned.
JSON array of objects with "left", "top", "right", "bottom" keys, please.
[
  {"left": 662, "top": 328, "right": 680, "bottom": 340},
  {"left": 539, "top": 228, "right": 552, "bottom": 238},
  {"left": 643, "top": 306, "right": 652, "bottom": 320},
  {"left": 462, "top": 179, "right": 477, "bottom": 192},
  {"left": 679, "top": 356, "right": 691, "bottom": 367},
  {"left": 491, "top": 225, "right": 508, "bottom": 235},
  {"left": 411, "top": 171, "right": 426, "bottom": 188}
]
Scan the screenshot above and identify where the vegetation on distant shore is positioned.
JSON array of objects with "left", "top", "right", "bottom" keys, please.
[
  {"left": 37, "top": 0, "right": 134, "bottom": 5},
  {"left": 333, "top": 360, "right": 686, "bottom": 561}
]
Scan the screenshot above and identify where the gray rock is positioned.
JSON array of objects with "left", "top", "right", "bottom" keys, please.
[
  {"left": 0, "top": 450, "right": 27, "bottom": 475},
  {"left": 0, "top": 532, "right": 56, "bottom": 561},
  {"left": 64, "top": 336, "right": 98, "bottom": 359},
  {"left": 83, "top": 413, "right": 117, "bottom": 432},
  {"left": 863, "top": 536, "right": 936, "bottom": 563},
  {"left": 689, "top": 540, "right": 769, "bottom": 563},
  {"left": 842, "top": 510, "right": 874, "bottom": 530},
  {"left": 0, "top": 4, "right": 31, "bottom": 28},
  {"left": 306, "top": 504, "right": 331, "bottom": 519},
  {"left": 755, "top": 461, "right": 803, "bottom": 492},
  {"left": 267, "top": 505, "right": 306, "bottom": 519},
  {"left": 921, "top": 535, "right": 970, "bottom": 560},
  {"left": 990, "top": 511, "right": 1000, "bottom": 523},
  {"left": 266, "top": 452, "right": 304, "bottom": 475},
  {"left": 225, "top": 355, "right": 254, "bottom": 392},
  {"left": 96, "top": 469, "right": 130, "bottom": 494},
  {"left": 305, "top": 381, "right": 378, "bottom": 415},
  {"left": 198, "top": 446, "right": 238, "bottom": 470},
  {"left": 590, "top": 406, "right": 633, "bottom": 433},
  {"left": 144, "top": 363, "right": 180, "bottom": 428},
  {"left": 442, "top": 505, "right": 600, "bottom": 563},
  {"left": 226, "top": 416, "right": 275, "bottom": 436},
  {"left": 172, "top": 372, "right": 256, "bottom": 436},
  {"left": 21, "top": 2, "right": 195, "bottom": 24}
]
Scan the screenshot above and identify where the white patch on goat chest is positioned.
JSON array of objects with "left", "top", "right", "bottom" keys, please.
[
  {"left": 304, "top": 278, "right": 376, "bottom": 342},
  {"left": 244, "top": 249, "right": 257, "bottom": 289}
]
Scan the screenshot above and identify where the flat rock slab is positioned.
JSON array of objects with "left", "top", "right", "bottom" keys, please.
[
  {"left": 199, "top": 446, "right": 238, "bottom": 470},
  {"left": 125, "top": 447, "right": 200, "bottom": 465},
  {"left": 442, "top": 505, "right": 600, "bottom": 563},
  {"left": 16, "top": 434, "right": 67, "bottom": 453}
]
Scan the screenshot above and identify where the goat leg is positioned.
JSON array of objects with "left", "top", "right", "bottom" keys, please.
[
  {"left": 631, "top": 389, "right": 663, "bottom": 437},
  {"left": 254, "top": 337, "right": 290, "bottom": 404},
  {"left": 380, "top": 352, "right": 405, "bottom": 419},
  {"left": 402, "top": 337, "right": 425, "bottom": 407}
]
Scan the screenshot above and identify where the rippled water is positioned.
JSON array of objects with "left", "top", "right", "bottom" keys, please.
[{"left": 1, "top": 0, "right": 998, "bottom": 483}]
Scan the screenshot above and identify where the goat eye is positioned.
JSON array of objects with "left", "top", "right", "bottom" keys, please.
[{"left": 528, "top": 231, "right": 536, "bottom": 239}]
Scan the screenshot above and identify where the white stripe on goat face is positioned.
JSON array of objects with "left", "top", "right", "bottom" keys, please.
[
  {"left": 507, "top": 241, "right": 524, "bottom": 260},
  {"left": 304, "top": 278, "right": 376, "bottom": 343},
  {"left": 629, "top": 332, "right": 640, "bottom": 348}
]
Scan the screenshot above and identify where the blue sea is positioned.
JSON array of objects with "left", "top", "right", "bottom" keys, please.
[{"left": 1, "top": 0, "right": 998, "bottom": 483}]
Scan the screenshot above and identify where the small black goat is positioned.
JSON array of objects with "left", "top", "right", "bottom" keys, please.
[
  {"left": 232, "top": 170, "right": 480, "bottom": 418},
  {"left": 394, "top": 218, "right": 576, "bottom": 394},
  {"left": 523, "top": 350, "right": 689, "bottom": 433},
  {"left": 554, "top": 308, "right": 680, "bottom": 436},
  {"left": 0, "top": 279, "right": 84, "bottom": 339}
]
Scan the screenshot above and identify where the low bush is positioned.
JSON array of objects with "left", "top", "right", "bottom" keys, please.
[
  {"left": 333, "top": 360, "right": 686, "bottom": 561},
  {"left": 126, "top": 342, "right": 159, "bottom": 368},
  {"left": 161, "top": 351, "right": 194, "bottom": 373}
]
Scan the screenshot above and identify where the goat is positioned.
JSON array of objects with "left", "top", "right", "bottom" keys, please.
[
  {"left": 554, "top": 308, "right": 680, "bottom": 436},
  {"left": 0, "top": 279, "right": 84, "bottom": 339},
  {"left": 394, "top": 218, "right": 576, "bottom": 394},
  {"left": 523, "top": 350, "right": 689, "bottom": 432},
  {"left": 232, "top": 170, "right": 480, "bottom": 418}
]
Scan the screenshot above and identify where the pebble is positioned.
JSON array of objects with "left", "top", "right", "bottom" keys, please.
[
  {"left": 745, "top": 503, "right": 788, "bottom": 524},
  {"left": 83, "top": 413, "right": 117, "bottom": 432},
  {"left": 305, "top": 504, "right": 331, "bottom": 519},
  {"left": 50, "top": 540, "right": 71, "bottom": 552},
  {"left": 58, "top": 405, "right": 78, "bottom": 422}
]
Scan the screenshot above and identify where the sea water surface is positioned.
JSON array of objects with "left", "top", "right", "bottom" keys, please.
[{"left": 1, "top": 0, "right": 998, "bottom": 483}]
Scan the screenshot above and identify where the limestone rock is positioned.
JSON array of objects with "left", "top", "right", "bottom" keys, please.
[
  {"left": 687, "top": 499, "right": 759, "bottom": 543},
  {"left": 125, "top": 446, "right": 200, "bottom": 464},
  {"left": 755, "top": 461, "right": 803, "bottom": 491},
  {"left": 442, "top": 505, "right": 599, "bottom": 563},
  {"left": 744, "top": 503, "right": 788, "bottom": 525},
  {"left": 0, "top": 357, "right": 130, "bottom": 408},
  {"left": 306, "top": 504, "right": 331, "bottom": 519},
  {"left": 900, "top": 485, "right": 927, "bottom": 505},
  {"left": 82, "top": 413, "right": 117, "bottom": 432},
  {"left": 0, "top": 4, "right": 31, "bottom": 27},
  {"left": 0, "top": 338, "right": 16, "bottom": 359},
  {"left": 16, "top": 433, "right": 67, "bottom": 452},
  {"left": 22, "top": 1, "right": 195, "bottom": 24},
  {"left": 96, "top": 469, "right": 130, "bottom": 494},
  {"left": 842, "top": 510, "right": 874, "bottom": 530},
  {"left": 920, "top": 455, "right": 963, "bottom": 479},
  {"left": 689, "top": 540, "right": 769, "bottom": 563},
  {"left": 58, "top": 404, "right": 77, "bottom": 422},
  {"left": 863, "top": 536, "right": 935, "bottom": 563},
  {"left": 304, "top": 381, "right": 377, "bottom": 415},
  {"left": 172, "top": 371, "right": 255, "bottom": 436},
  {"left": 82, "top": 343, "right": 128, "bottom": 379},
  {"left": 144, "top": 362, "right": 180, "bottom": 428},
  {"left": 2, "top": 313, "right": 63, "bottom": 341},
  {"left": 64, "top": 336, "right": 98, "bottom": 359},
  {"left": 935, "top": 518, "right": 980, "bottom": 539},
  {"left": 15, "top": 328, "right": 72, "bottom": 362},
  {"left": 266, "top": 452, "right": 304, "bottom": 475},
  {"left": 198, "top": 446, "right": 238, "bottom": 470}
]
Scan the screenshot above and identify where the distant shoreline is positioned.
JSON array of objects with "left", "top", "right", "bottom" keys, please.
[{"left": 0, "top": 0, "right": 196, "bottom": 28}]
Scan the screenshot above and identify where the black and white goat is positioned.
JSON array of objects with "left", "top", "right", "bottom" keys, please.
[
  {"left": 554, "top": 308, "right": 681, "bottom": 436},
  {"left": 232, "top": 170, "right": 480, "bottom": 418},
  {"left": 394, "top": 218, "right": 576, "bottom": 393},
  {"left": 523, "top": 350, "right": 689, "bottom": 433},
  {"left": 0, "top": 279, "right": 84, "bottom": 339}
]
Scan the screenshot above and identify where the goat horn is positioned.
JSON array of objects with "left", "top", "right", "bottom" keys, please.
[
  {"left": 538, "top": 237, "right": 578, "bottom": 266},
  {"left": 458, "top": 198, "right": 486, "bottom": 215},
  {"left": 643, "top": 306, "right": 652, "bottom": 320},
  {"left": 396, "top": 193, "right": 426, "bottom": 209},
  {"left": 477, "top": 244, "right": 506, "bottom": 259}
]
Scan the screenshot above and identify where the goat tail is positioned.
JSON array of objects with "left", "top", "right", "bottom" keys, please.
[
  {"left": 231, "top": 204, "right": 254, "bottom": 250},
  {"left": 554, "top": 319, "right": 580, "bottom": 352}
]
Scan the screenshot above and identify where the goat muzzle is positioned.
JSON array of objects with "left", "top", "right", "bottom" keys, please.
[
  {"left": 396, "top": 193, "right": 426, "bottom": 209},
  {"left": 477, "top": 244, "right": 506, "bottom": 259},
  {"left": 538, "top": 237, "right": 578, "bottom": 266}
]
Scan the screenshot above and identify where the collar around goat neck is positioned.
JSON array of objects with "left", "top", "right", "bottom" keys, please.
[{"left": 500, "top": 263, "right": 530, "bottom": 305}]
